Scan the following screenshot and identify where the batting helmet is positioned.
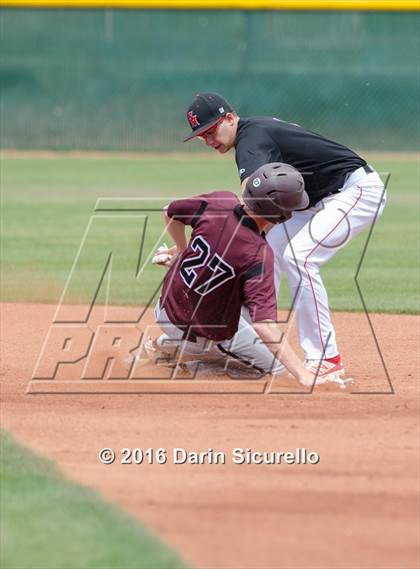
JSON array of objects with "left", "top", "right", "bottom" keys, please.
[{"left": 243, "top": 163, "right": 309, "bottom": 222}]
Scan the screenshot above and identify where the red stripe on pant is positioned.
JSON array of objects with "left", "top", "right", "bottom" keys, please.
[{"left": 302, "top": 186, "right": 363, "bottom": 354}]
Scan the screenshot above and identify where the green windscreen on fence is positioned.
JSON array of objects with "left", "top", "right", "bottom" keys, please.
[{"left": 0, "top": 9, "right": 418, "bottom": 151}]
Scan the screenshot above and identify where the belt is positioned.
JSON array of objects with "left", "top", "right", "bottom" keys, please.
[{"left": 343, "top": 164, "right": 376, "bottom": 190}]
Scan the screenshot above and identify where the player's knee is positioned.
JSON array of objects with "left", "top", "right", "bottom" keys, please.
[
  {"left": 280, "top": 244, "right": 302, "bottom": 273},
  {"left": 281, "top": 244, "right": 322, "bottom": 285}
]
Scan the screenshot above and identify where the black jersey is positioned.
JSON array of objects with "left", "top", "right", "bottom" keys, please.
[{"left": 235, "top": 117, "right": 367, "bottom": 207}]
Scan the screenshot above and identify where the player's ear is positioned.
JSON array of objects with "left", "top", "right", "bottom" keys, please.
[{"left": 225, "top": 112, "right": 235, "bottom": 125}]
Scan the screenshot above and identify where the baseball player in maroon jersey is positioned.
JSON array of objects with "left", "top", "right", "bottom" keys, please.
[
  {"left": 183, "top": 92, "right": 387, "bottom": 379},
  {"left": 150, "top": 163, "right": 343, "bottom": 386}
]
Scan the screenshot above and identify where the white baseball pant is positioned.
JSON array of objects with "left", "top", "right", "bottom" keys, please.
[{"left": 266, "top": 166, "right": 387, "bottom": 360}]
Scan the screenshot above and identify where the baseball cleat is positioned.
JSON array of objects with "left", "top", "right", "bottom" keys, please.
[
  {"left": 139, "top": 334, "right": 178, "bottom": 365},
  {"left": 300, "top": 355, "right": 351, "bottom": 388},
  {"left": 304, "top": 354, "right": 345, "bottom": 380}
]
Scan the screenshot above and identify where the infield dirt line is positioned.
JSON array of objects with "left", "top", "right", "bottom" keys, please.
[{"left": 1, "top": 149, "right": 419, "bottom": 161}]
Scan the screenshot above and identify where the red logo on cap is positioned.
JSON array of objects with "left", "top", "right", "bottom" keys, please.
[{"left": 187, "top": 111, "right": 200, "bottom": 128}]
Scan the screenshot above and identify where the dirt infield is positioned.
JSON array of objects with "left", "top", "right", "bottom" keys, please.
[{"left": 1, "top": 302, "right": 419, "bottom": 569}]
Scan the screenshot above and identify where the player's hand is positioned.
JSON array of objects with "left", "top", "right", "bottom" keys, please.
[
  {"left": 298, "top": 371, "right": 348, "bottom": 389},
  {"left": 152, "top": 243, "right": 178, "bottom": 267}
]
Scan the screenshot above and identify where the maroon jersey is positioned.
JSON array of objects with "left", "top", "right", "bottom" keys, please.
[{"left": 160, "top": 191, "right": 277, "bottom": 341}]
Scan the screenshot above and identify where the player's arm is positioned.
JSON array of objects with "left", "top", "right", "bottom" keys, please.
[
  {"left": 154, "top": 197, "right": 209, "bottom": 266},
  {"left": 242, "top": 251, "right": 313, "bottom": 384},
  {"left": 163, "top": 205, "right": 188, "bottom": 252},
  {"left": 236, "top": 130, "right": 280, "bottom": 191},
  {"left": 236, "top": 127, "right": 281, "bottom": 196},
  {"left": 252, "top": 320, "right": 312, "bottom": 385}
]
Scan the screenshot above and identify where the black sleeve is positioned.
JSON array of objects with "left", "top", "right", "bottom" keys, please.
[{"left": 235, "top": 127, "right": 282, "bottom": 182}]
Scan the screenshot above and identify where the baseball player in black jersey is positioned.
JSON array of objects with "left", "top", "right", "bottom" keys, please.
[
  {"left": 150, "top": 164, "right": 342, "bottom": 386},
  {"left": 184, "top": 93, "right": 387, "bottom": 378}
]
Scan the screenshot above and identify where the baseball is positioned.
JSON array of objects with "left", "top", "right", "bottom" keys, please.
[{"left": 152, "top": 252, "right": 172, "bottom": 265}]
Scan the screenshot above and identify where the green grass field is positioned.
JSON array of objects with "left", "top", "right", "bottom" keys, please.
[
  {"left": 1, "top": 153, "right": 419, "bottom": 313},
  {"left": 0, "top": 429, "right": 188, "bottom": 569}
]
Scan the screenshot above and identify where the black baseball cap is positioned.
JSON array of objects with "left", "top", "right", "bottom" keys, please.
[{"left": 184, "top": 93, "right": 234, "bottom": 142}]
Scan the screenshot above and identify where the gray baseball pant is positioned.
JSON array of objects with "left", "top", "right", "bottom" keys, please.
[{"left": 154, "top": 299, "right": 285, "bottom": 376}]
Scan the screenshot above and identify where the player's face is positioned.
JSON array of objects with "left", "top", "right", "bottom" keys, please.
[{"left": 198, "top": 114, "right": 237, "bottom": 153}]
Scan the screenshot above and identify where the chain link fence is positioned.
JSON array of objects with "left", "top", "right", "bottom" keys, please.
[{"left": 1, "top": 9, "right": 418, "bottom": 151}]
